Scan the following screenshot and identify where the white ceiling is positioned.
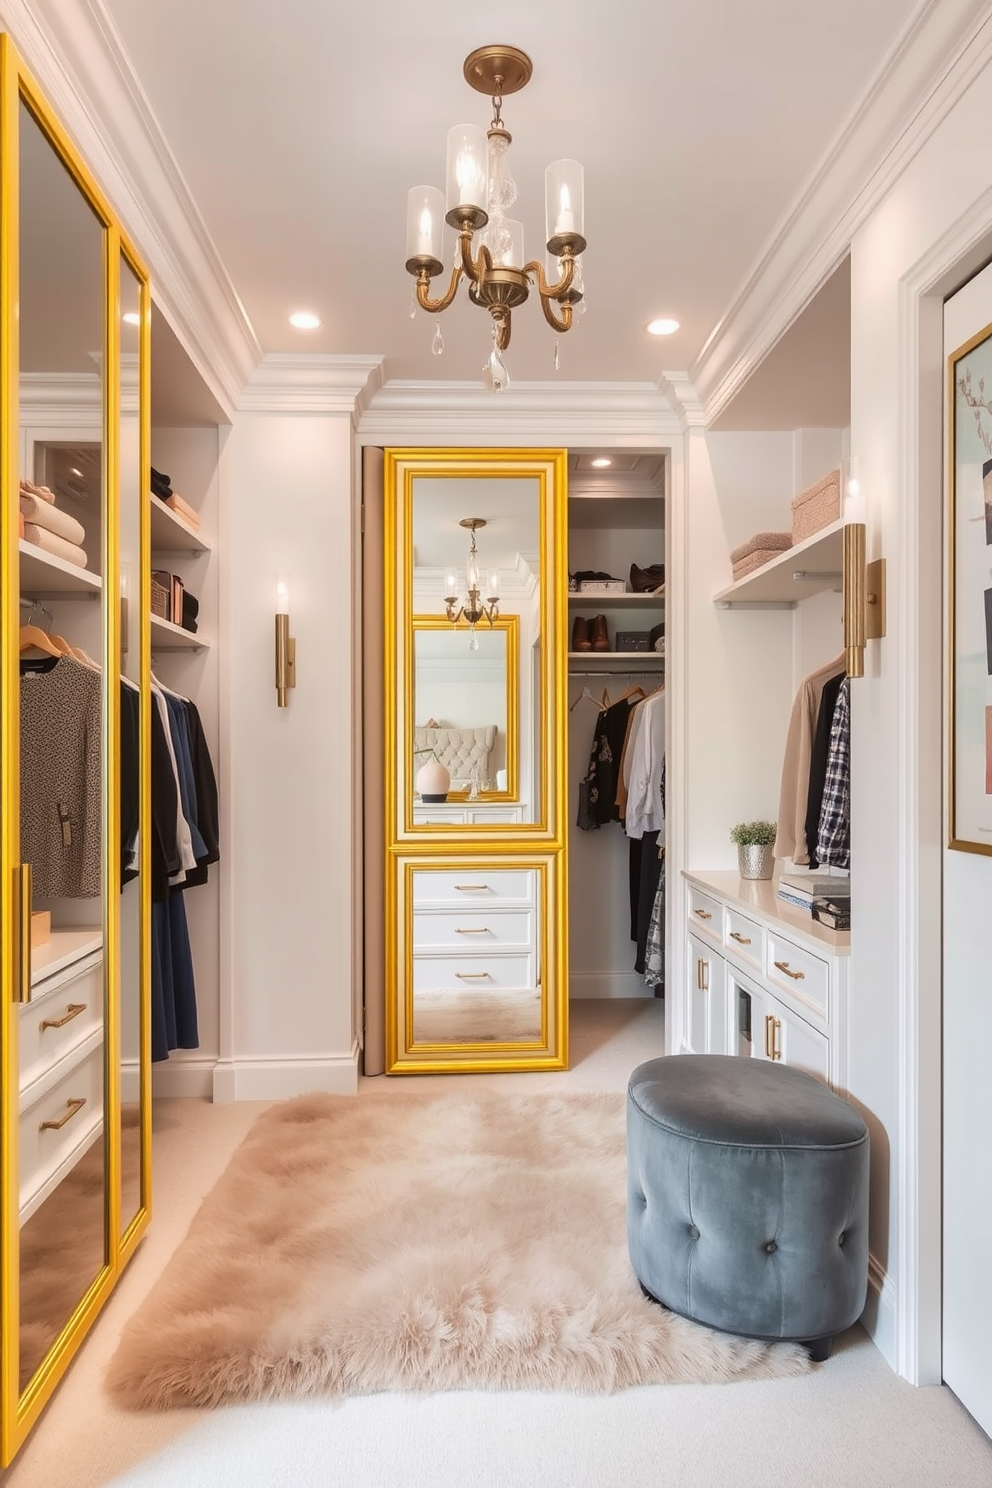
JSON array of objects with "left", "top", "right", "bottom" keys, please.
[{"left": 96, "top": 0, "right": 919, "bottom": 399}]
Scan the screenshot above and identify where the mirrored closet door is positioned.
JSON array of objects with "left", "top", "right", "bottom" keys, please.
[
  {"left": 383, "top": 449, "right": 568, "bottom": 1074},
  {"left": 0, "top": 38, "right": 151, "bottom": 1466}
]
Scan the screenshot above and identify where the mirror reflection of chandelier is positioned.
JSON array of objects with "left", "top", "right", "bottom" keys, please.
[
  {"left": 405, "top": 44, "right": 587, "bottom": 391},
  {"left": 444, "top": 518, "right": 500, "bottom": 648}
]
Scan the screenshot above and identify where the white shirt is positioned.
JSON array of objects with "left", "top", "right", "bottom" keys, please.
[{"left": 624, "top": 689, "right": 666, "bottom": 841}]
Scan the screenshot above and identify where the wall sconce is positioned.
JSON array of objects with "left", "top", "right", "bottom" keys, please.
[
  {"left": 842, "top": 523, "right": 885, "bottom": 678},
  {"left": 275, "top": 578, "right": 296, "bottom": 707}
]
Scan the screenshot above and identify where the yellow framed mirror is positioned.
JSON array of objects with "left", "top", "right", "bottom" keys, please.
[{"left": 384, "top": 448, "right": 568, "bottom": 1074}]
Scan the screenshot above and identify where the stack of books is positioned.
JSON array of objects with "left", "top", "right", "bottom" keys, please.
[
  {"left": 811, "top": 895, "right": 851, "bottom": 931},
  {"left": 777, "top": 872, "right": 849, "bottom": 912}
]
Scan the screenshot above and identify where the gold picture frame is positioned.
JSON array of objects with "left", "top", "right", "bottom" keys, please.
[{"left": 948, "top": 316, "right": 992, "bottom": 855}]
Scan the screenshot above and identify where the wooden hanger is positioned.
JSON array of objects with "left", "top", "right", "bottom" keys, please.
[
  {"left": 617, "top": 683, "right": 646, "bottom": 703},
  {"left": 19, "top": 624, "right": 63, "bottom": 659}
]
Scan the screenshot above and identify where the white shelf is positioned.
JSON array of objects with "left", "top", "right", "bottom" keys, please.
[
  {"left": 149, "top": 494, "right": 209, "bottom": 553},
  {"left": 150, "top": 614, "right": 208, "bottom": 651},
  {"left": 19, "top": 540, "right": 101, "bottom": 597},
  {"left": 568, "top": 590, "right": 664, "bottom": 607},
  {"left": 713, "top": 520, "right": 844, "bottom": 607},
  {"left": 567, "top": 651, "right": 665, "bottom": 670},
  {"left": 30, "top": 929, "right": 103, "bottom": 986}
]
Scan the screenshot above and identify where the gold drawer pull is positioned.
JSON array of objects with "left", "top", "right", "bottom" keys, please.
[
  {"left": 40, "top": 1002, "right": 87, "bottom": 1032},
  {"left": 764, "top": 1014, "right": 774, "bottom": 1058},
  {"left": 455, "top": 884, "right": 490, "bottom": 892},
  {"left": 695, "top": 958, "right": 709, "bottom": 993},
  {"left": 693, "top": 908, "right": 712, "bottom": 921},
  {"left": 773, "top": 960, "right": 805, "bottom": 981},
  {"left": 455, "top": 928, "right": 491, "bottom": 935},
  {"left": 40, "top": 1096, "right": 86, "bottom": 1132},
  {"left": 455, "top": 971, "right": 491, "bottom": 979},
  {"left": 729, "top": 931, "right": 752, "bottom": 945},
  {"left": 764, "top": 1016, "right": 782, "bottom": 1060}
]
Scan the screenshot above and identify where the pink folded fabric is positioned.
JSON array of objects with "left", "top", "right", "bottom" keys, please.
[
  {"left": 19, "top": 492, "right": 85, "bottom": 546},
  {"left": 732, "top": 548, "right": 785, "bottom": 579},
  {"left": 730, "top": 530, "right": 792, "bottom": 565},
  {"left": 19, "top": 479, "right": 54, "bottom": 504},
  {"left": 23, "top": 524, "right": 88, "bottom": 569}
]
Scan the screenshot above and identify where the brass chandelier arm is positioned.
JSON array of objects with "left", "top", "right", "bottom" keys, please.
[
  {"left": 416, "top": 264, "right": 463, "bottom": 314},
  {"left": 538, "top": 295, "right": 573, "bottom": 334},
  {"left": 524, "top": 255, "right": 575, "bottom": 301},
  {"left": 458, "top": 229, "right": 491, "bottom": 287}
]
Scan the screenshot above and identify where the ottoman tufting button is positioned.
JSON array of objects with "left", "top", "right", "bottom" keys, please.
[
  {"left": 838, "top": 1231, "right": 847, "bottom": 1247},
  {"left": 764, "top": 1241, "right": 777, "bottom": 1254},
  {"left": 688, "top": 1224, "right": 700, "bottom": 1241}
]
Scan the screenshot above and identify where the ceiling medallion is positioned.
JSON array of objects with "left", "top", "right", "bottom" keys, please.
[{"left": 405, "top": 45, "right": 587, "bottom": 391}]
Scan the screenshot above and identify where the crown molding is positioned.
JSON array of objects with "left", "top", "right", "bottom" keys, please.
[
  {"left": 237, "top": 353, "right": 385, "bottom": 415},
  {"left": 657, "top": 372, "right": 705, "bottom": 432},
  {"left": 692, "top": 0, "right": 992, "bottom": 426},
  {"left": 357, "top": 379, "right": 682, "bottom": 445},
  {"left": 0, "top": 0, "right": 262, "bottom": 418}
]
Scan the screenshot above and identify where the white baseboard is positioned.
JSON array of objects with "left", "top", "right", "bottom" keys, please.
[
  {"left": 569, "top": 971, "right": 655, "bottom": 1000},
  {"left": 151, "top": 1057, "right": 217, "bottom": 1100},
  {"left": 212, "top": 1050, "right": 360, "bottom": 1103},
  {"left": 861, "top": 1249, "right": 898, "bottom": 1368}
]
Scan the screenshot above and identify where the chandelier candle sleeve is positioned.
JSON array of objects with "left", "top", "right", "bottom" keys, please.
[
  {"left": 406, "top": 186, "right": 444, "bottom": 266},
  {"left": 446, "top": 125, "right": 488, "bottom": 213},
  {"left": 546, "top": 160, "right": 584, "bottom": 249}
]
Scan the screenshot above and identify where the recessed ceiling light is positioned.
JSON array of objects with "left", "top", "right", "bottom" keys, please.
[
  {"left": 289, "top": 310, "right": 321, "bottom": 330},
  {"left": 122, "top": 312, "right": 140, "bottom": 326},
  {"left": 69, "top": 467, "right": 83, "bottom": 478},
  {"left": 646, "top": 317, "right": 680, "bottom": 336},
  {"left": 591, "top": 457, "right": 612, "bottom": 468}
]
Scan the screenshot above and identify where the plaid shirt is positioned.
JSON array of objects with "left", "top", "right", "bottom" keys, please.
[{"left": 816, "top": 677, "right": 850, "bottom": 869}]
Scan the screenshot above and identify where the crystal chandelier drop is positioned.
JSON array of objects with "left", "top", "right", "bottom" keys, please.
[
  {"left": 444, "top": 519, "right": 500, "bottom": 649},
  {"left": 405, "top": 45, "right": 587, "bottom": 391}
]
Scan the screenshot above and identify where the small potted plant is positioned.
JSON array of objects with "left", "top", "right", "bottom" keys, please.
[
  {"left": 414, "top": 747, "right": 451, "bottom": 803},
  {"left": 730, "top": 819, "right": 777, "bottom": 880}
]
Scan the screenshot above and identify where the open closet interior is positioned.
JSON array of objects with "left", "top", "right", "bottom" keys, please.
[{"left": 566, "top": 453, "right": 667, "bottom": 1004}]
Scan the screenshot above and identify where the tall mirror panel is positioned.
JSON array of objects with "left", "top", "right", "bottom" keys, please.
[
  {"left": 16, "top": 98, "right": 108, "bottom": 1391},
  {"left": 385, "top": 449, "right": 567, "bottom": 1074},
  {"left": 118, "top": 256, "right": 145, "bottom": 1241}
]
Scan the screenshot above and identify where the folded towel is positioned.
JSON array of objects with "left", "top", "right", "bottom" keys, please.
[
  {"left": 19, "top": 492, "right": 85, "bottom": 546},
  {"left": 729, "top": 530, "right": 792, "bottom": 565},
  {"left": 165, "top": 493, "right": 200, "bottom": 528},
  {"left": 22, "top": 524, "right": 88, "bottom": 569},
  {"left": 732, "top": 547, "right": 786, "bottom": 580},
  {"left": 19, "top": 478, "right": 54, "bottom": 504}
]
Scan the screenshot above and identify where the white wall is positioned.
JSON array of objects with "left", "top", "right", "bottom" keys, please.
[
  {"left": 216, "top": 401, "right": 361, "bottom": 1099},
  {"left": 848, "top": 48, "right": 992, "bottom": 1381}
]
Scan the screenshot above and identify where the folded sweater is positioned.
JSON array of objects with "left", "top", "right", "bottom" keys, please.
[
  {"left": 730, "top": 530, "right": 792, "bottom": 565},
  {"left": 19, "top": 491, "right": 86, "bottom": 546},
  {"left": 23, "top": 524, "right": 88, "bottom": 568},
  {"left": 732, "top": 547, "right": 788, "bottom": 579},
  {"left": 19, "top": 478, "right": 54, "bottom": 504}
]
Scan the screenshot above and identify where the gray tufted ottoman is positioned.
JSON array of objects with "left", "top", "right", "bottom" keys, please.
[{"left": 626, "top": 1055, "right": 869, "bottom": 1361}]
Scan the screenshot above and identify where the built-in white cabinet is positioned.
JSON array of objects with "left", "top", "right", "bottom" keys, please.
[{"left": 681, "top": 870, "right": 849, "bottom": 1089}]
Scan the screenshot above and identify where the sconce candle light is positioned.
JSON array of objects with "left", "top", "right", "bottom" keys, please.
[{"left": 275, "top": 578, "right": 296, "bottom": 707}]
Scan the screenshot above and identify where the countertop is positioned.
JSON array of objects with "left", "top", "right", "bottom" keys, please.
[{"left": 683, "top": 868, "right": 852, "bottom": 957}]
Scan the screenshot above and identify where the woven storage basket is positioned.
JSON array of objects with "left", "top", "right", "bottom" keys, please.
[
  {"left": 791, "top": 469, "right": 841, "bottom": 543},
  {"left": 150, "top": 578, "right": 170, "bottom": 620}
]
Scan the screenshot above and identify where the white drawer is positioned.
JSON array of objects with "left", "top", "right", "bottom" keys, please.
[
  {"left": 687, "top": 885, "right": 722, "bottom": 941},
  {"left": 413, "top": 953, "right": 537, "bottom": 992},
  {"left": 766, "top": 930, "right": 829, "bottom": 1019},
  {"left": 19, "top": 954, "right": 103, "bottom": 1094},
  {"left": 723, "top": 908, "right": 764, "bottom": 973},
  {"left": 20, "top": 1040, "right": 104, "bottom": 1223},
  {"left": 413, "top": 908, "right": 534, "bottom": 950},
  {"left": 413, "top": 869, "right": 536, "bottom": 906}
]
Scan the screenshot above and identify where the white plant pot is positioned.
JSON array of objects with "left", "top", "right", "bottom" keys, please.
[{"left": 416, "top": 758, "right": 451, "bottom": 803}]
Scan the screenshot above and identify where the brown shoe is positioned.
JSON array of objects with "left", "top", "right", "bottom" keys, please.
[
  {"left": 572, "top": 615, "right": 592, "bottom": 651},
  {"left": 590, "top": 614, "right": 610, "bottom": 651},
  {"left": 630, "top": 562, "right": 665, "bottom": 593}
]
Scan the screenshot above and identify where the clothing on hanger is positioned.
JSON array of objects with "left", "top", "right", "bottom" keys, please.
[
  {"left": 816, "top": 677, "right": 850, "bottom": 869},
  {"left": 804, "top": 670, "right": 845, "bottom": 870},
  {"left": 20, "top": 653, "right": 102, "bottom": 898},
  {"left": 577, "top": 692, "right": 644, "bottom": 830},
  {"left": 774, "top": 652, "right": 846, "bottom": 863}
]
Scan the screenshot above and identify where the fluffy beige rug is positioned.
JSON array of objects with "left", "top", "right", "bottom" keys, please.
[{"left": 106, "top": 1091, "right": 810, "bottom": 1409}]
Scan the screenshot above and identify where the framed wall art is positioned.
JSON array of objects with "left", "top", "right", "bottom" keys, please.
[{"left": 949, "top": 316, "right": 992, "bottom": 855}]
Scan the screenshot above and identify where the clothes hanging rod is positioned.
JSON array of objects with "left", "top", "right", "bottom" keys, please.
[{"left": 569, "top": 669, "right": 664, "bottom": 678}]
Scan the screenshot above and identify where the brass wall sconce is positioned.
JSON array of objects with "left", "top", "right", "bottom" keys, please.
[
  {"left": 275, "top": 579, "right": 296, "bottom": 707},
  {"left": 842, "top": 523, "right": 886, "bottom": 678}
]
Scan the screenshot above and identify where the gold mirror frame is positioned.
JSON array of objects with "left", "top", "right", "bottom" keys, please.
[
  {"left": 384, "top": 449, "right": 568, "bottom": 1075},
  {"left": 410, "top": 613, "right": 519, "bottom": 806},
  {"left": 0, "top": 37, "right": 151, "bottom": 1465}
]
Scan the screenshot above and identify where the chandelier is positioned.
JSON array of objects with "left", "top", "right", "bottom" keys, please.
[
  {"left": 405, "top": 44, "right": 586, "bottom": 390},
  {"left": 444, "top": 519, "right": 500, "bottom": 647}
]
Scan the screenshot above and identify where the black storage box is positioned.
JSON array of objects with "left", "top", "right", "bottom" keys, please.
[{"left": 615, "top": 631, "right": 650, "bottom": 652}]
